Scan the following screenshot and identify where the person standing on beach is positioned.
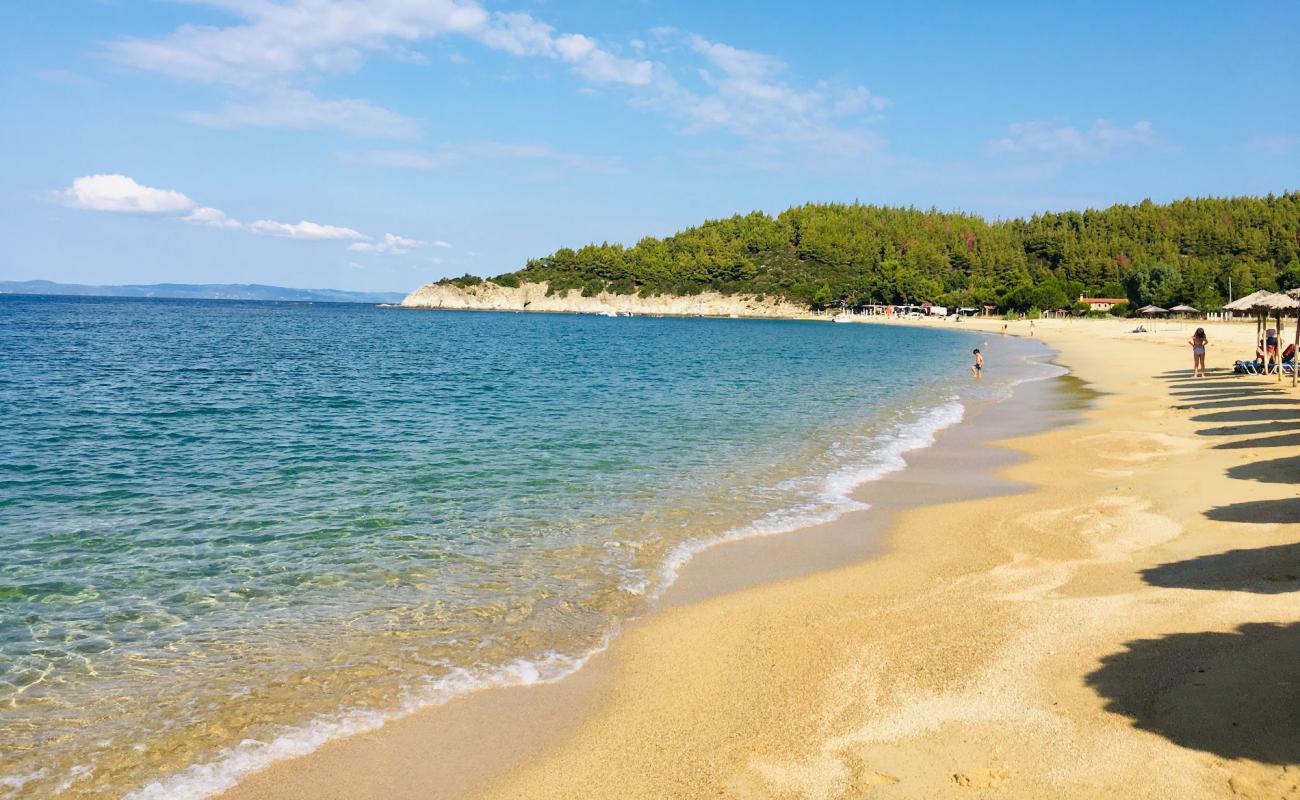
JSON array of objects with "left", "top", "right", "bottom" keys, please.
[
  {"left": 1001, "top": 323, "right": 1007, "bottom": 336},
  {"left": 1029, "top": 320, "right": 1036, "bottom": 336},
  {"left": 971, "top": 348, "right": 983, "bottom": 379},
  {"left": 1189, "top": 328, "right": 1208, "bottom": 378}
]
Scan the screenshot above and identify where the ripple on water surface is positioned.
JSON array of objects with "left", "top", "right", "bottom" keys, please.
[{"left": 0, "top": 297, "right": 1032, "bottom": 798}]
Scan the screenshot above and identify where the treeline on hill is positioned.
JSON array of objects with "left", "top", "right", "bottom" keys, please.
[{"left": 443, "top": 193, "right": 1300, "bottom": 314}]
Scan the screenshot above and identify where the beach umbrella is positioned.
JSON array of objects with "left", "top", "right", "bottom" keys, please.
[
  {"left": 1222, "top": 289, "right": 1273, "bottom": 313},
  {"left": 1253, "top": 292, "right": 1300, "bottom": 383},
  {"left": 1169, "top": 304, "right": 1200, "bottom": 317},
  {"left": 1225, "top": 290, "right": 1275, "bottom": 368}
]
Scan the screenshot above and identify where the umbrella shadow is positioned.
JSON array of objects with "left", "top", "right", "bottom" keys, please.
[
  {"left": 1140, "top": 543, "right": 1300, "bottom": 594},
  {"left": 1227, "top": 455, "right": 1300, "bottom": 484},
  {"left": 1205, "top": 498, "right": 1300, "bottom": 523},
  {"left": 1213, "top": 432, "right": 1300, "bottom": 450},
  {"left": 1174, "top": 397, "right": 1300, "bottom": 411},
  {"left": 1196, "top": 421, "right": 1300, "bottom": 437},
  {"left": 1191, "top": 408, "right": 1300, "bottom": 424},
  {"left": 1085, "top": 622, "right": 1300, "bottom": 764}
]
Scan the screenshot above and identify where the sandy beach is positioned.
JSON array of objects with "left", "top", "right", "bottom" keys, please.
[{"left": 223, "top": 316, "right": 1299, "bottom": 800}]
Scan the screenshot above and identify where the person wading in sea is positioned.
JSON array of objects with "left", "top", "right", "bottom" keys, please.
[{"left": 972, "top": 348, "right": 983, "bottom": 379}]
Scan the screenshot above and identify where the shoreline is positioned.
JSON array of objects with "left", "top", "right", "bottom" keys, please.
[
  {"left": 478, "top": 317, "right": 1298, "bottom": 799},
  {"left": 220, "top": 316, "right": 1298, "bottom": 799},
  {"left": 215, "top": 334, "right": 1077, "bottom": 800}
]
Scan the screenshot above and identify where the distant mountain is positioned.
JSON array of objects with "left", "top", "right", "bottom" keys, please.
[{"left": 0, "top": 280, "right": 406, "bottom": 304}]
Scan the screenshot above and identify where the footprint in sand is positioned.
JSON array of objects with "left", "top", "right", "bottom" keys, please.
[
  {"left": 1227, "top": 765, "right": 1300, "bottom": 799},
  {"left": 951, "top": 767, "right": 1007, "bottom": 788},
  {"left": 1076, "top": 430, "right": 1200, "bottom": 463}
]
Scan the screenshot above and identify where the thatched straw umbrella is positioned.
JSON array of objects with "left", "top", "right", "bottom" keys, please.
[
  {"left": 1223, "top": 290, "right": 1276, "bottom": 367},
  {"left": 1251, "top": 292, "right": 1300, "bottom": 382},
  {"left": 1169, "top": 304, "right": 1200, "bottom": 317}
]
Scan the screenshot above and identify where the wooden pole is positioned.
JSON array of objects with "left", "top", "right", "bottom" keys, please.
[
  {"left": 1278, "top": 312, "right": 1285, "bottom": 382},
  {"left": 1293, "top": 310, "right": 1299, "bottom": 388},
  {"left": 1257, "top": 313, "right": 1263, "bottom": 375}
]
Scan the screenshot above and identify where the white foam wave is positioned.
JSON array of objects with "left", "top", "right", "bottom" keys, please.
[
  {"left": 652, "top": 398, "right": 965, "bottom": 594},
  {"left": 122, "top": 637, "right": 613, "bottom": 800}
]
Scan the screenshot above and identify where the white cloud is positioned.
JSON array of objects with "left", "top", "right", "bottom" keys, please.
[
  {"left": 103, "top": 2, "right": 881, "bottom": 163},
  {"left": 105, "top": 1, "right": 489, "bottom": 87},
  {"left": 987, "top": 119, "right": 1162, "bottom": 159},
  {"left": 52, "top": 173, "right": 391, "bottom": 249},
  {"left": 55, "top": 174, "right": 196, "bottom": 214},
  {"left": 108, "top": 0, "right": 652, "bottom": 91},
  {"left": 348, "top": 232, "right": 426, "bottom": 254},
  {"left": 433, "top": 240, "right": 452, "bottom": 248},
  {"left": 184, "top": 206, "right": 242, "bottom": 228},
  {"left": 182, "top": 89, "right": 421, "bottom": 139},
  {"left": 249, "top": 219, "right": 367, "bottom": 240}
]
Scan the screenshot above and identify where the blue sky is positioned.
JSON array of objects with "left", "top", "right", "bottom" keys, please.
[{"left": 2, "top": 1, "right": 1297, "bottom": 292}]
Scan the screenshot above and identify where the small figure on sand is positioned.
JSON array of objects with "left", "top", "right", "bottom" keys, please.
[
  {"left": 971, "top": 348, "right": 983, "bottom": 379},
  {"left": 1029, "top": 320, "right": 1036, "bottom": 337},
  {"left": 1189, "top": 327, "right": 1208, "bottom": 378},
  {"left": 1000, "top": 323, "right": 1007, "bottom": 336}
]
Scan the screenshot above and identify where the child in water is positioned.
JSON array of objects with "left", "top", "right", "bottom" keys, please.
[{"left": 972, "top": 348, "right": 983, "bottom": 379}]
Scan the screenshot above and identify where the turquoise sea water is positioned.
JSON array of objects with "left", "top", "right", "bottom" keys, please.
[{"left": 0, "top": 297, "right": 1033, "bottom": 798}]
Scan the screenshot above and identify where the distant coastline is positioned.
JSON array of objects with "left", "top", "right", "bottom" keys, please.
[{"left": 0, "top": 280, "right": 406, "bottom": 304}]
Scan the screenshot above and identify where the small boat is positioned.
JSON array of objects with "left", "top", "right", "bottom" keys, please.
[{"left": 832, "top": 313, "right": 855, "bottom": 323}]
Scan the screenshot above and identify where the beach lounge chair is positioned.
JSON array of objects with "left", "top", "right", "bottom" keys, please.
[{"left": 1234, "top": 359, "right": 1265, "bottom": 375}]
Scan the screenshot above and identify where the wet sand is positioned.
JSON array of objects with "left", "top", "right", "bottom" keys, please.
[{"left": 223, "top": 317, "right": 1300, "bottom": 800}]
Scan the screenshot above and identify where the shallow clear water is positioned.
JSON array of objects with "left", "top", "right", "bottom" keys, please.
[{"left": 0, "top": 297, "right": 1022, "bottom": 798}]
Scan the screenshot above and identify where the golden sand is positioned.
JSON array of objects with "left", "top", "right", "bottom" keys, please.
[{"left": 224, "top": 316, "right": 1299, "bottom": 800}]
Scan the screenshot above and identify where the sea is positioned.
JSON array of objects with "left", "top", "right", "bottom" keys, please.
[{"left": 0, "top": 296, "right": 1051, "bottom": 799}]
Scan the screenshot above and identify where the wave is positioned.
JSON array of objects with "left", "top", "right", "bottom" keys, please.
[
  {"left": 652, "top": 398, "right": 965, "bottom": 593},
  {"left": 123, "top": 638, "right": 614, "bottom": 800}
]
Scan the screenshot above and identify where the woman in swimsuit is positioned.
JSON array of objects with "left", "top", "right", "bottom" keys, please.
[
  {"left": 971, "top": 348, "right": 983, "bottom": 379},
  {"left": 1189, "top": 327, "right": 1208, "bottom": 378}
]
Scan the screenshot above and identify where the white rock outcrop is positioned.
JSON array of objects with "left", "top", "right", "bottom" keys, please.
[{"left": 398, "top": 281, "right": 819, "bottom": 319}]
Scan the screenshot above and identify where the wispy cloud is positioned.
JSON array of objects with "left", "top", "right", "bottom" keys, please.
[
  {"left": 181, "top": 89, "right": 421, "bottom": 139},
  {"left": 634, "top": 33, "right": 888, "bottom": 165},
  {"left": 104, "top": 0, "right": 651, "bottom": 96},
  {"left": 986, "top": 119, "right": 1163, "bottom": 159},
  {"left": 349, "top": 232, "right": 426, "bottom": 254},
  {"left": 248, "top": 219, "right": 366, "bottom": 240},
  {"left": 35, "top": 68, "right": 98, "bottom": 87},
  {"left": 183, "top": 206, "right": 242, "bottom": 228},
  {"left": 344, "top": 142, "right": 622, "bottom": 173},
  {"left": 1244, "top": 134, "right": 1298, "bottom": 155},
  {"left": 101, "top": 1, "right": 881, "bottom": 164}
]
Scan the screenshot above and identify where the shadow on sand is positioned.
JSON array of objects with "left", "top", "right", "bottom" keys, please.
[
  {"left": 1227, "top": 454, "right": 1300, "bottom": 483},
  {"left": 1085, "top": 623, "right": 1300, "bottom": 764},
  {"left": 1140, "top": 542, "right": 1300, "bottom": 594},
  {"left": 1204, "top": 497, "right": 1300, "bottom": 524}
]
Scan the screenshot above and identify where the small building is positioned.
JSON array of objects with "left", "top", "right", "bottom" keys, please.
[{"left": 1077, "top": 295, "right": 1127, "bottom": 312}]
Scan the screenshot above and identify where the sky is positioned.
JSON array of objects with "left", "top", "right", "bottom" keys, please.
[{"left": 1, "top": 1, "right": 1297, "bottom": 292}]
